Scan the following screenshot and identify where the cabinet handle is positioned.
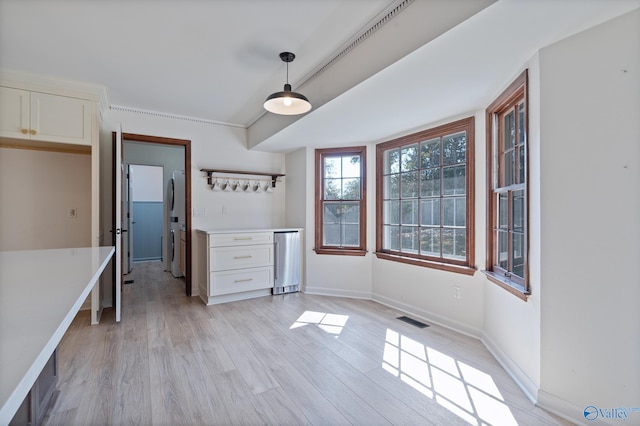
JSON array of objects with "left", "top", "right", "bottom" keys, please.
[
  {"left": 234, "top": 237, "right": 253, "bottom": 241},
  {"left": 234, "top": 255, "right": 253, "bottom": 259},
  {"left": 30, "top": 129, "right": 37, "bottom": 135},
  {"left": 21, "top": 128, "right": 29, "bottom": 134},
  {"left": 234, "top": 278, "right": 253, "bottom": 283}
]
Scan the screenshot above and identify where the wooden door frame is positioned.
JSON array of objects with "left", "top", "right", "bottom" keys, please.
[{"left": 112, "top": 132, "right": 193, "bottom": 296}]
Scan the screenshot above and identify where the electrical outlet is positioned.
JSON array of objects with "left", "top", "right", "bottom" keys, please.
[
  {"left": 68, "top": 208, "right": 77, "bottom": 218},
  {"left": 453, "top": 286, "right": 461, "bottom": 300}
]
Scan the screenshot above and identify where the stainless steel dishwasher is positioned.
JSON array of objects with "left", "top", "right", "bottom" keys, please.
[{"left": 273, "top": 231, "right": 301, "bottom": 294}]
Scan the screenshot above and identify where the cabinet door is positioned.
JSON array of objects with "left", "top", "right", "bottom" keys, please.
[
  {"left": 0, "top": 86, "right": 30, "bottom": 139},
  {"left": 31, "top": 92, "right": 92, "bottom": 145}
]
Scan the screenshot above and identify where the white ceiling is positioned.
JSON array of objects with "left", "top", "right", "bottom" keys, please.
[{"left": 1, "top": 0, "right": 638, "bottom": 153}]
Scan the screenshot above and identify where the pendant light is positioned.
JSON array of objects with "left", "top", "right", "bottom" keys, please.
[{"left": 264, "top": 52, "right": 312, "bottom": 115}]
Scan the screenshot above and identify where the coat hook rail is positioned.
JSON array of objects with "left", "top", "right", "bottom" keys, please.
[{"left": 201, "top": 169, "right": 285, "bottom": 188}]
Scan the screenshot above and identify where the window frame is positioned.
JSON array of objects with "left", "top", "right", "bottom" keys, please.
[
  {"left": 314, "top": 146, "right": 367, "bottom": 256},
  {"left": 485, "top": 70, "right": 530, "bottom": 300},
  {"left": 375, "top": 117, "right": 476, "bottom": 275}
]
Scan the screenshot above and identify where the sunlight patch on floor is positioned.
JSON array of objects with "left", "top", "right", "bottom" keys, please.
[
  {"left": 290, "top": 311, "right": 349, "bottom": 335},
  {"left": 382, "top": 328, "right": 518, "bottom": 426}
]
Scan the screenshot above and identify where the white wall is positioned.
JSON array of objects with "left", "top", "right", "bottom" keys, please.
[
  {"left": 537, "top": 9, "right": 640, "bottom": 420},
  {"left": 0, "top": 147, "right": 91, "bottom": 250},
  {"left": 284, "top": 148, "right": 306, "bottom": 229}
]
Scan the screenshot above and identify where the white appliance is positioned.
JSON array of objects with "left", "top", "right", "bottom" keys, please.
[{"left": 169, "top": 170, "right": 185, "bottom": 278}]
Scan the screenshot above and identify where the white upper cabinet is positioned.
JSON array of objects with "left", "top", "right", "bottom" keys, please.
[
  {"left": 0, "top": 87, "right": 92, "bottom": 145},
  {"left": 0, "top": 87, "right": 29, "bottom": 139}
]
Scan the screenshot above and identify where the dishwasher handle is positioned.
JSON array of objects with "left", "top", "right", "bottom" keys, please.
[{"left": 274, "top": 240, "right": 279, "bottom": 281}]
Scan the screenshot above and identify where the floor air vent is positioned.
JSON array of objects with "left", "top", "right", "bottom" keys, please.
[{"left": 397, "top": 316, "right": 429, "bottom": 328}]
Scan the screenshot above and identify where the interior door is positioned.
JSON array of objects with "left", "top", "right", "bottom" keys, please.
[{"left": 114, "top": 126, "right": 123, "bottom": 322}]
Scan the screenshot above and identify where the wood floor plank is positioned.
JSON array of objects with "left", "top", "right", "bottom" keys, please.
[
  {"left": 207, "top": 370, "right": 265, "bottom": 425},
  {"left": 303, "top": 340, "right": 434, "bottom": 425},
  {"left": 269, "top": 334, "right": 392, "bottom": 425},
  {"left": 147, "top": 345, "right": 192, "bottom": 425},
  {"left": 111, "top": 329, "right": 152, "bottom": 424},
  {"left": 71, "top": 326, "right": 119, "bottom": 425},
  {"left": 251, "top": 387, "right": 313, "bottom": 426},
  {"left": 207, "top": 309, "right": 281, "bottom": 395},
  {"left": 366, "top": 365, "right": 473, "bottom": 426}
]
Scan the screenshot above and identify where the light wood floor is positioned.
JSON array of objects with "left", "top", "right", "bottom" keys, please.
[{"left": 44, "top": 261, "right": 571, "bottom": 426}]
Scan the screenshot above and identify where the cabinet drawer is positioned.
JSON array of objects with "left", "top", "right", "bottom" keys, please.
[
  {"left": 209, "top": 232, "right": 273, "bottom": 247},
  {"left": 210, "top": 267, "right": 274, "bottom": 295},
  {"left": 210, "top": 245, "right": 273, "bottom": 271}
]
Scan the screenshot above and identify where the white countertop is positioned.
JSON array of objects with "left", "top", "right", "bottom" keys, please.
[
  {"left": 196, "top": 227, "right": 303, "bottom": 234},
  {"left": 0, "top": 246, "right": 115, "bottom": 424}
]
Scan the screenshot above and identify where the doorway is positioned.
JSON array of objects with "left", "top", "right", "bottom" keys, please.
[{"left": 113, "top": 133, "right": 192, "bottom": 297}]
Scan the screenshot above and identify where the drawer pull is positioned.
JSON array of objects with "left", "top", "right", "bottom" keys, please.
[
  {"left": 234, "top": 255, "right": 253, "bottom": 259},
  {"left": 234, "top": 278, "right": 253, "bottom": 283},
  {"left": 234, "top": 237, "right": 253, "bottom": 241}
]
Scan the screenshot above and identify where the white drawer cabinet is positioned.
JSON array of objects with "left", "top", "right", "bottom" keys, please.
[
  {"left": 210, "top": 245, "right": 273, "bottom": 271},
  {"left": 0, "top": 87, "right": 92, "bottom": 145},
  {"left": 209, "top": 231, "right": 273, "bottom": 247},
  {"left": 197, "top": 230, "right": 274, "bottom": 305},
  {"left": 209, "top": 267, "right": 273, "bottom": 295}
]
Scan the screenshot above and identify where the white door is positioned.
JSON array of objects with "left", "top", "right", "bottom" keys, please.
[{"left": 114, "top": 126, "right": 123, "bottom": 322}]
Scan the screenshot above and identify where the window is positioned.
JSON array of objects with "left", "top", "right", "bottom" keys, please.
[
  {"left": 376, "top": 117, "right": 475, "bottom": 274},
  {"left": 315, "top": 147, "right": 366, "bottom": 256},
  {"left": 485, "top": 70, "right": 529, "bottom": 298}
]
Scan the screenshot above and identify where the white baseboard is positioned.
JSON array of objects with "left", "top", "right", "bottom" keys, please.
[
  {"left": 536, "top": 389, "right": 590, "bottom": 426},
  {"left": 372, "top": 292, "right": 483, "bottom": 339},
  {"left": 481, "top": 333, "right": 539, "bottom": 404},
  {"left": 482, "top": 336, "right": 592, "bottom": 425},
  {"left": 303, "top": 285, "right": 372, "bottom": 300}
]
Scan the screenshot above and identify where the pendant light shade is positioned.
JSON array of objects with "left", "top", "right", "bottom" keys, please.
[{"left": 264, "top": 52, "right": 312, "bottom": 115}]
